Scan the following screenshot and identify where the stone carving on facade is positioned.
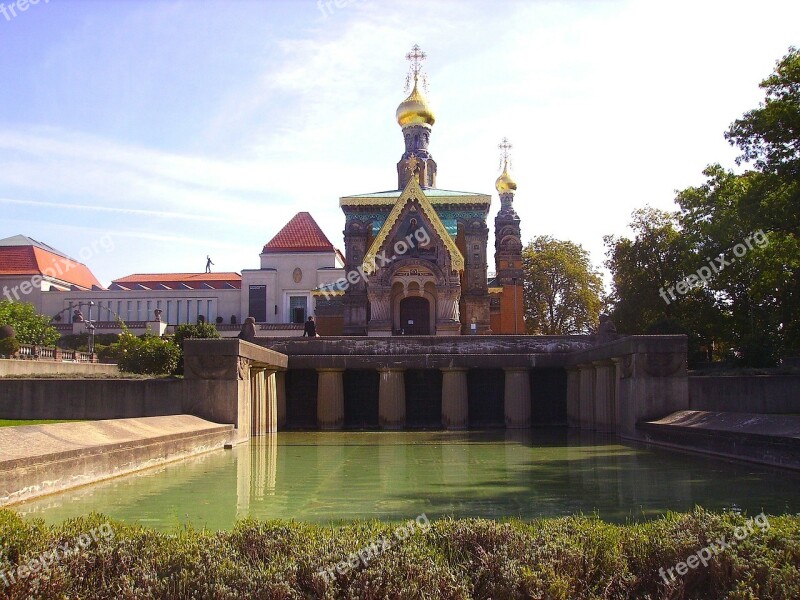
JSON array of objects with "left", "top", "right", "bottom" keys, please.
[{"left": 237, "top": 357, "right": 252, "bottom": 381}]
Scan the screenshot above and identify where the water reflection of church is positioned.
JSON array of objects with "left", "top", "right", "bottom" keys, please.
[{"left": 323, "top": 46, "right": 525, "bottom": 336}]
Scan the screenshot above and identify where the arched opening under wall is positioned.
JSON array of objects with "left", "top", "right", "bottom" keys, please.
[
  {"left": 468, "top": 369, "right": 505, "bottom": 427},
  {"left": 405, "top": 369, "right": 442, "bottom": 428},
  {"left": 343, "top": 369, "right": 379, "bottom": 429},
  {"left": 285, "top": 369, "right": 318, "bottom": 429}
]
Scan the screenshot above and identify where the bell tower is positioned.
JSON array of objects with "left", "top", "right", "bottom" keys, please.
[
  {"left": 494, "top": 138, "right": 525, "bottom": 334},
  {"left": 396, "top": 45, "right": 437, "bottom": 189}
]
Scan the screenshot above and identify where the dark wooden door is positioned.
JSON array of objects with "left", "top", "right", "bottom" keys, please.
[{"left": 399, "top": 296, "right": 430, "bottom": 335}]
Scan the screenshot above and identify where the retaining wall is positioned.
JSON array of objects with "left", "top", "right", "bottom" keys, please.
[{"left": 689, "top": 375, "right": 800, "bottom": 414}]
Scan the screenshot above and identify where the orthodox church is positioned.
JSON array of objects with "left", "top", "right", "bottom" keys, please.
[{"left": 328, "top": 46, "right": 525, "bottom": 336}]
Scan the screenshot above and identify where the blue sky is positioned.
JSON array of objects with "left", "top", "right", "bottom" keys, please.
[{"left": 1, "top": 0, "right": 798, "bottom": 286}]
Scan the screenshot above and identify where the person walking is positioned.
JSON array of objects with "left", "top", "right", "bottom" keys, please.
[{"left": 303, "top": 316, "right": 318, "bottom": 337}]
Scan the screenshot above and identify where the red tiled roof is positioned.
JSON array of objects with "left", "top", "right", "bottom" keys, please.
[
  {"left": 262, "top": 212, "right": 335, "bottom": 254},
  {"left": 111, "top": 273, "right": 242, "bottom": 290},
  {"left": 0, "top": 245, "right": 102, "bottom": 290}
]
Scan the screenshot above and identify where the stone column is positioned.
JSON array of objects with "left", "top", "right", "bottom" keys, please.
[
  {"left": 441, "top": 368, "right": 468, "bottom": 430},
  {"left": 264, "top": 370, "right": 278, "bottom": 434},
  {"left": 565, "top": 367, "right": 580, "bottom": 428},
  {"left": 316, "top": 368, "right": 345, "bottom": 430},
  {"left": 275, "top": 371, "right": 286, "bottom": 429},
  {"left": 578, "top": 364, "right": 595, "bottom": 430},
  {"left": 379, "top": 368, "right": 406, "bottom": 429},
  {"left": 250, "top": 368, "right": 266, "bottom": 437},
  {"left": 593, "top": 360, "right": 616, "bottom": 433},
  {"left": 503, "top": 367, "right": 531, "bottom": 429}
]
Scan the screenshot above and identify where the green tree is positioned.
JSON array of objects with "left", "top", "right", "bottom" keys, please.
[
  {"left": 604, "top": 207, "right": 720, "bottom": 364},
  {"left": 726, "top": 47, "right": 800, "bottom": 178},
  {"left": 522, "top": 236, "right": 602, "bottom": 335},
  {"left": 0, "top": 300, "right": 60, "bottom": 346}
]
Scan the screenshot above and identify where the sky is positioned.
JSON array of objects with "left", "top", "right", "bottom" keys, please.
[{"left": 0, "top": 0, "right": 798, "bottom": 287}]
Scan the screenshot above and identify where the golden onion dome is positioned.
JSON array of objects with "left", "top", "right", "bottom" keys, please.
[
  {"left": 396, "top": 81, "right": 435, "bottom": 127},
  {"left": 495, "top": 163, "right": 517, "bottom": 193}
]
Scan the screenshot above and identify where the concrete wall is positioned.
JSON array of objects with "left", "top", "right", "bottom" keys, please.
[
  {"left": 0, "top": 359, "right": 119, "bottom": 377},
  {"left": 689, "top": 375, "right": 800, "bottom": 414},
  {"left": 0, "top": 378, "right": 184, "bottom": 420}
]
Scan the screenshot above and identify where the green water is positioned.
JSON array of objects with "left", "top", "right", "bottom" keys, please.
[{"left": 15, "top": 430, "right": 800, "bottom": 530}]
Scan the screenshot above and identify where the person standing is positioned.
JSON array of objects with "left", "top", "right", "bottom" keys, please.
[
  {"left": 303, "top": 316, "right": 317, "bottom": 337},
  {"left": 205, "top": 255, "right": 214, "bottom": 273}
]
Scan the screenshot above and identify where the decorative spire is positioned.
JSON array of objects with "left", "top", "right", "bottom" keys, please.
[
  {"left": 495, "top": 137, "right": 518, "bottom": 194},
  {"left": 404, "top": 44, "right": 428, "bottom": 93}
]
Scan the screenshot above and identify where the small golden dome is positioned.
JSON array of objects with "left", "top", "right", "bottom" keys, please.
[
  {"left": 396, "top": 80, "right": 435, "bottom": 127},
  {"left": 495, "top": 163, "right": 517, "bottom": 193}
]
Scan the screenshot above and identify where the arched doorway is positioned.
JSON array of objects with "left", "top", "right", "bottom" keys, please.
[{"left": 399, "top": 296, "right": 430, "bottom": 335}]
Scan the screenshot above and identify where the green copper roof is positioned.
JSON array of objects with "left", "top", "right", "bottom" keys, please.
[{"left": 340, "top": 188, "right": 491, "bottom": 207}]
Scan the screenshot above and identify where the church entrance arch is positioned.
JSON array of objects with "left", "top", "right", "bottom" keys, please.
[{"left": 399, "top": 296, "right": 430, "bottom": 335}]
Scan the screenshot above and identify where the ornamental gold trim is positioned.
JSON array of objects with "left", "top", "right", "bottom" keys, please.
[
  {"left": 362, "top": 177, "right": 465, "bottom": 275},
  {"left": 340, "top": 195, "right": 490, "bottom": 207}
]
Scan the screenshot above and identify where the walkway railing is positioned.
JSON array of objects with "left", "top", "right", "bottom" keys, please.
[{"left": 15, "top": 345, "right": 98, "bottom": 363}]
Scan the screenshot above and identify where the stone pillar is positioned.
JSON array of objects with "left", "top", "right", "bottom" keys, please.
[
  {"left": 317, "top": 369, "right": 345, "bottom": 430},
  {"left": 250, "top": 368, "right": 266, "bottom": 436},
  {"left": 379, "top": 368, "right": 406, "bottom": 429},
  {"left": 578, "top": 364, "right": 595, "bottom": 430},
  {"left": 565, "top": 367, "right": 580, "bottom": 428},
  {"left": 441, "top": 368, "right": 468, "bottom": 430},
  {"left": 503, "top": 368, "right": 531, "bottom": 429},
  {"left": 275, "top": 371, "right": 286, "bottom": 429},
  {"left": 264, "top": 370, "right": 278, "bottom": 434},
  {"left": 593, "top": 360, "right": 616, "bottom": 433}
]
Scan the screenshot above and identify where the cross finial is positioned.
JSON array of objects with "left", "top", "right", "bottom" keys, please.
[
  {"left": 405, "top": 44, "right": 428, "bottom": 93},
  {"left": 498, "top": 137, "right": 513, "bottom": 171}
]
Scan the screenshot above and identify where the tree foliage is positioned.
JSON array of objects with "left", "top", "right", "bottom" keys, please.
[
  {"left": 113, "top": 333, "right": 180, "bottom": 375},
  {"left": 522, "top": 236, "right": 602, "bottom": 335},
  {"left": 0, "top": 300, "right": 60, "bottom": 346},
  {"left": 605, "top": 48, "right": 800, "bottom": 366}
]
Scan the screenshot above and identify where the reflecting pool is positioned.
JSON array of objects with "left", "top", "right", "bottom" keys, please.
[{"left": 15, "top": 430, "right": 800, "bottom": 530}]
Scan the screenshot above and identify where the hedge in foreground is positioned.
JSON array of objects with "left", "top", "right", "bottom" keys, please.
[{"left": 0, "top": 508, "right": 798, "bottom": 599}]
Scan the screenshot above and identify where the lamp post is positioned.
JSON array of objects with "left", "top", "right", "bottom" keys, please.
[{"left": 87, "top": 301, "right": 96, "bottom": 355}]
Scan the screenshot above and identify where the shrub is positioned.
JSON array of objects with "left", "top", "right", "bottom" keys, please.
[
  {"left": 0, "top": 336, "right": 20, "bottom": 357},
  {"left": 113, "top": 333, "right": 180, "bottom": 375},
  {"left": 0, "top": 301, "right": 59, "bottom": 346},
  {"left": 0, "top": 509, "right": 798, "bottom": 599}
]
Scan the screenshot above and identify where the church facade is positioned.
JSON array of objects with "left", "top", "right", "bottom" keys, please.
[{"left": 332, "top": 46, "right": 524, "bottom": 336}]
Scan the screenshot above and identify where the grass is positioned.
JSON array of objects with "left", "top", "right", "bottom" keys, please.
[
  {"left": 0, "top": 508, "right": 798, "bottom": 599},
  {"left": 0, "top": 419, "right": 81, "bottom": 427}
]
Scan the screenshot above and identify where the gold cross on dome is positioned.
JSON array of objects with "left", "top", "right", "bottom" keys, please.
[
  {"left": 498, "top": 137, "right": 513, "bottom": 170},
  {"left": 405, "top": 44, "right": 428, "bottom": 92}
]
